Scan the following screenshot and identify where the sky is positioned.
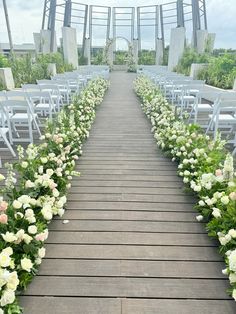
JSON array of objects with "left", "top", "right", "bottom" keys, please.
[{"left": 0, "top": 0, "right": 235, "bottom": 49}]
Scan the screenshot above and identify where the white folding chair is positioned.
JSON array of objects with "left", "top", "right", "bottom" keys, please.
[
  {"left": 38, "top": 84, "right": 63, "bottom": 111},
  {"left": 206, "top": 98, "right": 236, "bottom": 140},
  {"left": 1, "top": 100, "right": 41, "bottom": 143},
  {"left": 27, "top": 91, "right": 56, "bottom": 120}
]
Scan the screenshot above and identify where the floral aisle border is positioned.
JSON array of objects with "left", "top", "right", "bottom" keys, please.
[
  {"left": 0, "top": 77, "right": 109, "bottom": 313},
  {"left": 134, "top": 75, "right": 236, "bottom": 301}
]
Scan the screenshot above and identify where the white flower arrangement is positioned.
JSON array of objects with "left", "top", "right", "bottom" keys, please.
[
  {"left": 0, "top": 77, "right": 109, "bottom": 312},
  {"left": 134, "top": 75, "right": 236, "bottom": 301}
]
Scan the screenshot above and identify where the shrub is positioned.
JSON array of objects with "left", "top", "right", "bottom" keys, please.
[
  {"left": 138, "top": 50, "right": 155, "bottom": 65},
  {"left": 175, "top": 47, "right": 210, "bottom": 75},
  {"left": 198, "top": 54, "right": 236, "bottom": 89}
]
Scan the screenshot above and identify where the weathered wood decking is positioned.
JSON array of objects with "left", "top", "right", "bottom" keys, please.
[{"left": 20, "top": 73, "right": 236, "bottom": 313}]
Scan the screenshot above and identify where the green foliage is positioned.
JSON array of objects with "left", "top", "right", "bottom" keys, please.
[
  {"left": 163, "top": 46, "right": 169, "bottom": 66},
  {"left": 198, "top": 54, "right": 236, "bottom": 89},
  {"left": 175, "top": 47, "right": 210, "bottom": 75},
  {"left": 7, "top": 53, "right": 73, "bottom": 87},
  {"left": 0, "top": 54, "right": 9, "bottom": 67},
  {"left": 114, "top": 51, "right": 127, "bottom": 65},
  {"left": 138, "top": 50, "right": 155, "bottom": 65}
]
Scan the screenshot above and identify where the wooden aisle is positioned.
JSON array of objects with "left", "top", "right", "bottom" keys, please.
[{"left": 20, "top": 72, "right": 236, "bottom": 314}]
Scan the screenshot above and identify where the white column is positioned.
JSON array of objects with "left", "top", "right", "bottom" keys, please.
[
  {"left": 40, "top": 30, "right": 57, "bottom": 54},
  {"left": 168, "top": 27, "right": 186, "bottom": 71},
  {"left": 0, "top": 68, "right": 15, "bottom": 90},
  {"left": 190, "top": 63, "right": 208, "bottom": 79},
  {"left": 47, "top": 63, "right": 57, "bottom": 77},
  {"left": 156, "top": 39, "right": 164, "bottom": 65},
  {"left": 62, "top": 27, "right": 78, "bottom": 69},
  {"left": 196, "top": 30, "right": 208, "bottom": 54},
  {"left": 206, "top": 33, "right": 216, "bottom": 53},
  {"left": 33, "top": 33, "right": 41, "bottom": 53},
  {"left": 133, "top": 39, "right": 139, "bottom": 65},
  {"left": 84, "top": 38, "right": 91, "bottom": 66}
]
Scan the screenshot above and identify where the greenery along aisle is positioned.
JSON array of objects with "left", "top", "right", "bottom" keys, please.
[
  {"left": 134, "top": 75, "right": 236, "bottom": 301},
  {"left": 0, "top": 78, "right": 109, "bottom": 314}
]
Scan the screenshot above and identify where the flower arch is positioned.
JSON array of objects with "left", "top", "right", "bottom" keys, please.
[{"left": 102, "top": 36, "right": 137, "bottom": 72}]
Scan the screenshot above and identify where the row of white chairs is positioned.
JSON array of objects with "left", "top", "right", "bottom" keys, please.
[
  {"left": 140, "top": 67, "right": 236, "bottom": 154},
  {"left": 0, "top": 67, "right": 109, "bottom": 160}
]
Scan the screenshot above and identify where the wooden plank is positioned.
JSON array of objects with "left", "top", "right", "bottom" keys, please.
[
  {"left": 49, "top": 220, "right": 206, "bottom": 234},
  {"left": 70, "top": 186, "right": 186, "bottom": 195},
  {"left": 78, "top": 174, "right": 183, "bottom": 182},
  {"left": 45, "top": 244, "right": 222, "bottom": 261},
  {"left": 70, "top": 180, "right": 183, "bottom": 188},
  {"left": 46, "top": 231, "right": 213, "bottom": 246},
  {"left": 23, "top": 277, "right": 231, "bottom": 299},
  {"left": 20, "top": 297, "right": 121, "bottom": 314},
  {"left": 55, "top": 210, "right": 197, "bottom": 221},
  {"left": 67, "top": 193, "right": 195, "bottom": 204},
  {"left": 77, "top": 164, "right": 177, "bottom": 170},
  {"left": 122, "top": 299, "right": 236, "bottom": 314},
  {"left": 38, "top": 259, "right": 225, "bottom": 279},
  {"left": 66, "top": 201, "right": 195, "bottom": 212}
]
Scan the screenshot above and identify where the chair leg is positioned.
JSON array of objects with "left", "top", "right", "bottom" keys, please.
[{"left": 1, "top": 132, "right": 16, "bottom": 157}]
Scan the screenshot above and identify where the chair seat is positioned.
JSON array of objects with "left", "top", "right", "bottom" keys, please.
[
  {"left": 35, "top": 103, "right": 51, "bottom": 109},
  {"left": 11, "top": 113, "right": 37, "bottom": 121},
  {"left": 189, "top": 89, "right": 200, "bottom": 93},
  {"left": 209, "top": 114, "right": 236, "bottom": 122},
  {"left": 197, "top": 103, "right": 213, "bottom": 111}
]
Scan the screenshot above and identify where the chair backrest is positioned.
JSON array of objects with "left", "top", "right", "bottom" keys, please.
[
  {"left": 6, "top": 90, "right": 27, "bottom": 100},
  {"left": 27, "top": 91, "right": 53, "bottom": 102},
  {"left": 37, "top": 80, "right": 52, "bottom": 85},
  {"left": 22, "top": 84, "right": 41, "bottom": 91},
  {"left": 0, "top": 100, "right": 32, "bottom": 117},
  {"left": 0, "top": 91, "right": 6, "bottom": 101}
]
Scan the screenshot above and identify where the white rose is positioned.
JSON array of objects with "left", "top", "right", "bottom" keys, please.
[
  {"left": 229, "top": 273, "right": 236, "bottom": 284},
  {"left": 21, "top": 258, "right": 33, "bottom": 272},
  {"left": 0, "top": 174, "right": 5, "bottom": 181},
  {"left": 7, "top": 271, "right": 19, "bottom": 291},
  {"left": 41, "top": 208, "right": 53, "bottom": 221},
  {"left": 23, "top": 234, "right": 33, "bottom": 244},
  {"left": 41, "top": 157, "right": 48, "bottom": 164},
  {"left": 21, "top": 161, "right": 28, "bottom": 168},
  {"left": 12, "top": 200, "right": 22, "bottom": 209},
  {"left": 199, "top": 200, "right": 205, "bottom": 206},
  {"left": 0, "top": 252, "right": 11, "bottom": 267},
  {"left": 1, "top": 232, "right": 17, "bottom": 243},
  {"left": 229, "top": 250, "right": 236, "bottom": 272},
  {"left": 229, "top": 229, "right": 236, "bottom": 239},
  {"left": 46, "top": 169, "right": 54, "bottom": 177},
  {"left": 38, "top": 247, "right": 46, "bottom": 258},
  {"left": 212, "top": 208, "right": 221, "bottom": 219},
  {"left": 25, "top": 180, "right": 35, "bottom": 188},
  {"left": 0, "top": 289, "right": 15, "bottom": 306},
  {"left": 222, "top": 268, "right": 228, "bottom": 275},
  {"left": 194, "top": 185, "right": 201, "bottom": 192},
  {"left": 28, "top": 225, "right": 38, "bottom": 235},
  {"left": 53, "top": 189, "right": 60, "bottom": 197},
  {"left": 232, "top": 289, "right": 236, "bottom": 301},
  {"left": 221, "top": 195, "right": 229, "bottom": 205},
  {"left": 196, "top": 215, "right": 203, "bottom": 222}
]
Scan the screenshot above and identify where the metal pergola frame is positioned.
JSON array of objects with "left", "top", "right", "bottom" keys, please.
[{"left": 41, "top": 0, "right": 207, "bottom": 54}]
